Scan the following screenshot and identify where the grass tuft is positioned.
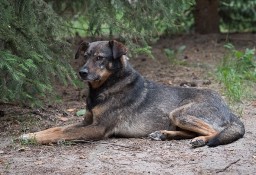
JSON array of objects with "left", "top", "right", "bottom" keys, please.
[{"left": 217, "top": 43, "right": 256, "bottom": 103}]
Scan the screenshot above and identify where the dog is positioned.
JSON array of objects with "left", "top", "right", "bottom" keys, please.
[{"left": 20, "top": 40, "right": 245, "bottom": 147}]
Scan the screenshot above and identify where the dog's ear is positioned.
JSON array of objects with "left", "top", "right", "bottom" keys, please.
[
  {"left": 75, "top": 41, "right": 90, "bottom": 59},
  {"left": 109, "top": 40, "right": 128, "bottom": 59}
]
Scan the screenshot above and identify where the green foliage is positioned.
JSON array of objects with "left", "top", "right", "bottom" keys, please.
[
  {"left": 217, "top": 44, "right": 256, "bottom": 102},
  {"left": 164, "top": 45, "right": 187, "bottom": 65},
  {"left": 0, "top": 0, "right": 77, "bottom": 107},
  {"left": 49, "top": 0, "right": 193, "bottom": 54},
  {"left": 76, "top": 109, "right": 86, "bottom": 117},
  {"left": 48, "top": 1, "right": 256, "bottom": 38},
  {"left": 220, "top": 0, "right": 256, "bottom": 32}
]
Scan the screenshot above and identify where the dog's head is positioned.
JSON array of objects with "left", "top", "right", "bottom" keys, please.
[{"left": 75, "top": 40, "right": 128, "bottom": 88}]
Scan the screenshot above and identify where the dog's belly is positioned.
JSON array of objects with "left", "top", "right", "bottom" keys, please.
[{"left": 109, "top": 112, "right": 171, "bottom": 138}]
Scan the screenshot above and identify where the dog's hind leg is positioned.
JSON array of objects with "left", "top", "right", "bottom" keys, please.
[
  {"left": 150, "top": 115, "right": 218, "bottom": 147},
  {"left": 150, "top": 103, "right": 219, "bottom": 147},
  {"left": 171, "top": 113, "right": 219, "bottom": 147}
]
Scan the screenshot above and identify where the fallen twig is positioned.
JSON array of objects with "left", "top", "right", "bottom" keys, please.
[{"left": 216, "top": 159, "right": 240, "bottom": 173}]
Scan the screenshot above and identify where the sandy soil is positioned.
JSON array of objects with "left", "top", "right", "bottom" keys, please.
[{"left": 0, "top": 34, "right": 256, "bottom": 175}]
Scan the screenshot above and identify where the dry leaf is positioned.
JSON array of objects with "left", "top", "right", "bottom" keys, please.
[
  {"left": 0, "top": 159, "right": 5, "bottom": 164},
  {"left": 79, "top": 155, "right": 86, "bottom": 159},
  {"left": 58, "top": 117, "right": 69, "bottom": 122},
  {"left": 34, "top": 161, "right": 44, "bottom": 165},
  {"left": 67, "top": 108, "right": 76, "bottom": 112},
  {"left": 252, "top": 101, "right": 256, "bottom": 107}
]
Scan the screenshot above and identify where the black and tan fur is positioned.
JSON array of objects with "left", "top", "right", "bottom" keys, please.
[{"left": 21, "top": 40, "right": 245, "bottom": 147}]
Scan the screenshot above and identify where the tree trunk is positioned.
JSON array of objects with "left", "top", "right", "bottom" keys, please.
[{"left": 194, "top": 0, "right": 220, "bottom": 34}]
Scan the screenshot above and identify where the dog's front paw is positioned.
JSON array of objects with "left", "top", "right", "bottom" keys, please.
[
  {"left": 149, "top": 131, "right": 166, "bottom": 141},
  {"left": 19, "top": 133, "right": 36, "bottom": 142}
]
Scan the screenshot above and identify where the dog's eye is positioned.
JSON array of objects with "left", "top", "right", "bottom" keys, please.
[{"left": 96, "top": 56, "right": 104, "bottom": 61}]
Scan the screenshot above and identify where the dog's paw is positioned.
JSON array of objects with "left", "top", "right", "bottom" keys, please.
[
  {"left": 190, "top": 138, "right": 206, "bottom": 148},
  {"left": 19, "top": 133, "right": 36, "bottom": 142},
  {"left": 148, "top": 131, "right": 166, "bottom": 141}
]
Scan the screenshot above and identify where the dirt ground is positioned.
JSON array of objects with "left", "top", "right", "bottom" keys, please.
[{"left": 0, "top": 34, "right": 256, "bottom": 175}]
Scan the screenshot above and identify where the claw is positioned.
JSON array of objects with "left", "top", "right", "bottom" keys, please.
[
  {"left": 190, "top": 139, "right": 206, "bottom": 147},
  {"left": 149, "top": 131, "right": 166, "bottom": 141}
]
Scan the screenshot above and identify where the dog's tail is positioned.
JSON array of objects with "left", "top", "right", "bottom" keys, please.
[{"left": 207, "top": 113, "right": 245, "bottom": 147}]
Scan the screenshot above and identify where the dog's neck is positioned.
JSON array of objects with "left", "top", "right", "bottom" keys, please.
[{"left": 87, "top": 61, "right": 144, "bottom": 108}]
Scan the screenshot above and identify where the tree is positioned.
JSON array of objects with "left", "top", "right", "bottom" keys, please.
[
  {"left": 193, "top": 0, "right": 256, "bottom": 34},
  {"left": 194, "top": 0, "right": 220, "bottom": 34},
  {"left": 0, "top": 0, "right": 77, "bottom": 106}
]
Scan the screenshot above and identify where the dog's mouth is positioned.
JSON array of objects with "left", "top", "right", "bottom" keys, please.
[{"left": 80, "top": 74, "right": 100, "bottom": 82}]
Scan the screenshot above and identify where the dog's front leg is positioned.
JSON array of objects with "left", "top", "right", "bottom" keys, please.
[{"left": 20, "top": 123, "right": 106, "bottom": 144}]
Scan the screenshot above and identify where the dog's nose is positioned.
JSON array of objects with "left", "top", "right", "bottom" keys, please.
[{"left": 79, "top": 68, "right": 88, "bottom": 78}]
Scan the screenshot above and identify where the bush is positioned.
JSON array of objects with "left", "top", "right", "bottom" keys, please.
[
  {"left": 0, "top": 0, "right": 77, "bottom": 107},
  {"left": 217, "top": 44, "right": 256, "bottom": 102},
  {"left": 220, "top": 0, "right": 256, "bottom": 32}
]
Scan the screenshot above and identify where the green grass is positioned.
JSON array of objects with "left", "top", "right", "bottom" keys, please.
[
  {"left": 164, "top": 45, "right": 187, "bottom": 65},
  {"left": 217, "top": 43, "right": 256, "bottom": 103}
]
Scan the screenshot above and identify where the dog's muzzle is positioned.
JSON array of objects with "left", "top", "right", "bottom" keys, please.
[
  {"left": 79, "top": 68, "right": 89, "bottom": 79},
  {"left": 79, "top": 68, "right": 100, "bottom": 81}
]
